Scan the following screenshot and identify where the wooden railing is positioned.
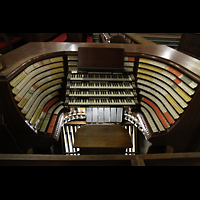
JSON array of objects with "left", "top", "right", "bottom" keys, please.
[
  {"left": 1, "top": 152, "right": 200, "bottom": 166},
  {"left": 119, "top": 33, "right": 156, "bottom": 45}
]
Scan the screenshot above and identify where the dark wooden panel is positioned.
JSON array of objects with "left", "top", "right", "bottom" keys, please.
[
  {"left": 178, "top": 33, "right": 200, "bottom": 60},
  {"left": 24, "top": 33, "right": 59, "bottom": 42},
  {"left": 140, "top": 152, "right": 200, "bottom": 166},
  {"left": 67, "top": 33, "right": 83, "bottom": 42},
  {"left": 78, "top": 47, "right": 124, "bottom": 71}
]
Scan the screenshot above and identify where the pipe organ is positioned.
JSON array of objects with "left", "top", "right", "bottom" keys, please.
[{"left": 1, "top": 42, "right": 200, "bottom": 154}]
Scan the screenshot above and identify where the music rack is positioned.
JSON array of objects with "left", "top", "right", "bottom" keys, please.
[{"left": 1, "top": 42, "right": 200, "bottom": 154}]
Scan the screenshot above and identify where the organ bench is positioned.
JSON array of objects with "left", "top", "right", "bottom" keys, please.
[{"left": 1, "top": 42, "right": 200, "bottom": 154}]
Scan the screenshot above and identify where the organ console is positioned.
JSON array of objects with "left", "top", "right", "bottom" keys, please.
[{"left": 1, "top": 42, "right": 200, "bottom": 154}]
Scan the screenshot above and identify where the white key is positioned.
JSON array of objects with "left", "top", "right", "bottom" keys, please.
[{"left": 111, "top": 108, "right": 116, "bottom": 122}]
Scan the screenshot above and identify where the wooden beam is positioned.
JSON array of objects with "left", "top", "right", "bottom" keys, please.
[{"left": 1, "top": 153, "right": 200, "bottom": 166}]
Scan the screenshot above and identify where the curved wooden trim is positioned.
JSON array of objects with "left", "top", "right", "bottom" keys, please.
[{"left": 1, "top": 43, "right": 200, "bottom": 83}]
